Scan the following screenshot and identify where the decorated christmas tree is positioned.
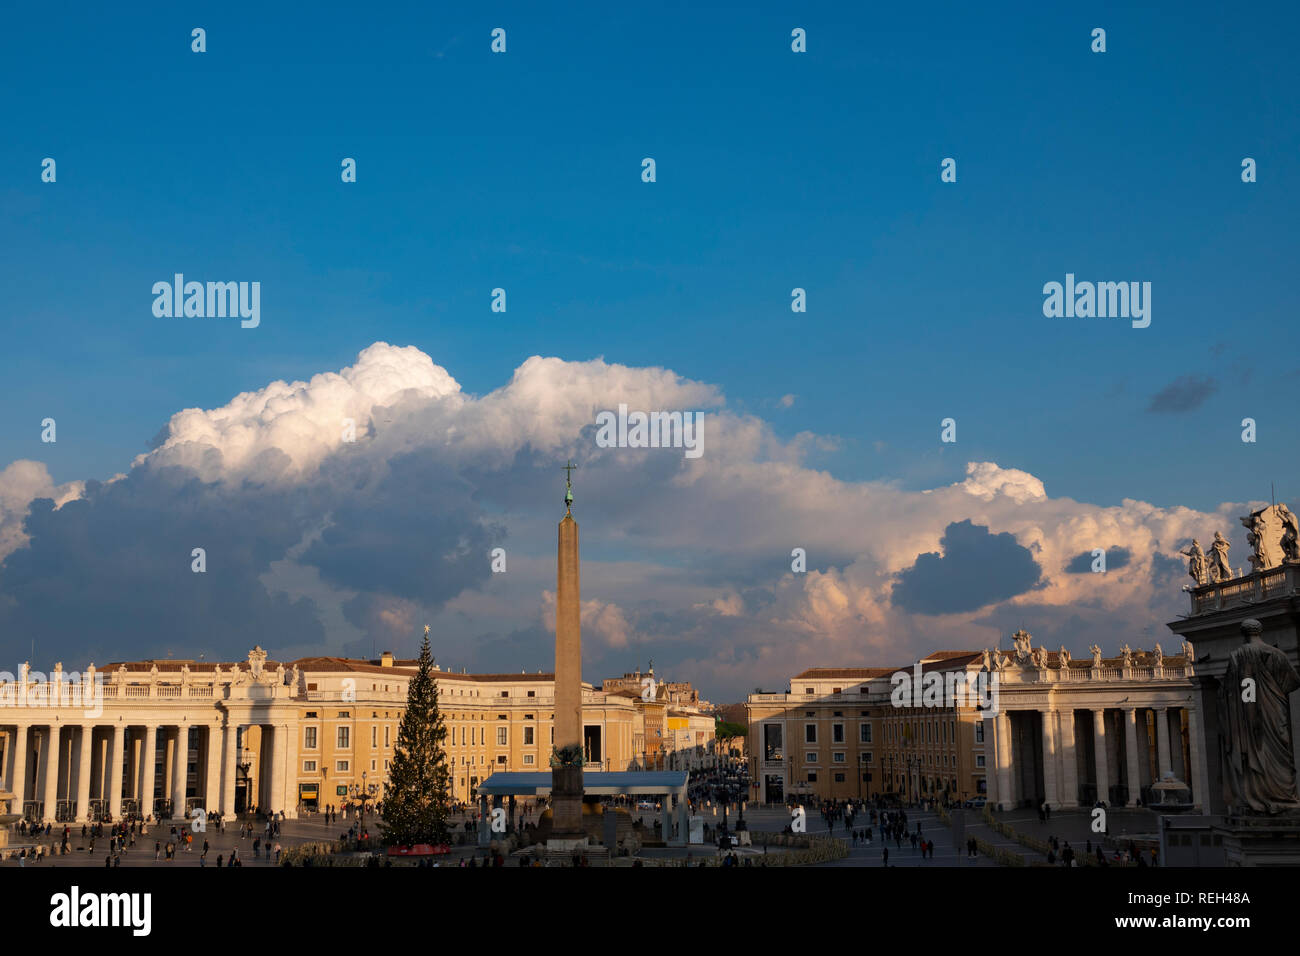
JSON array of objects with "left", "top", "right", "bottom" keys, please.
[{"left": 381, "top": 626, "right": 452, "bottom": 846}]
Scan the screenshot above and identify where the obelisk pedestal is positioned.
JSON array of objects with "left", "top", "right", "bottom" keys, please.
[{"left": 549, "top": 505, "right": 586, "bottom": 847}]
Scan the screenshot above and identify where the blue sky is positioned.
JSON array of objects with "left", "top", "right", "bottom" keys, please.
[{"left": 0, "top": 2, "right": 1296, "bottom": 694}]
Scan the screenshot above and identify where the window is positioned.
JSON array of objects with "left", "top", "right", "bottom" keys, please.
[
  {"left": 832, "top": 723, "right": 845, "bottom": 743},
  {"left": 372, "top": 727, "right": 378, "bottom": 747},
  {"left": 833, "top": 752, "right": 845, "bottom": 763},
  {"left": 304, "top": 727, "right": 318, "bottom": 749},
  {"left": 384, "top": 726, "right": 390, "bottom": 748},
  {"left": 496, "top": 727, "right": 508, "bottom": 746},
  {"left": 862, "top": 752, "right": 873, "bottom": 765},
  {"left": 975, "top": 723, "right": 985, "bottom": 743},
  {"left": 860, "top": 723, "right": 872, "bottom": 743},
  {"left": 305, "top": 711, "right": 318, "bottom": 718},
  {"left": 806, "top": 752, "right": 819, "bottom": 763},
  {"left": 832, "top": 688, "right": 842, "bottom": 695},
  {"left": 500, "top": 691, "right": 509, "bottom": 698},
  {"left": 524, "top": 727, "right": 534, "bottom": 746},
  {"left": 834, "top": 773, "right": 845, "bottom": 783},
  {"left": 336, "top": 760, "right": 349, "bottom": 773},
  {"left": 337, "top": 727, "right": 350, "bottom": 749},
  {"left": 338, "top": 711, "right": 350, "bottom": 718},
  {"left": 805, "top": 724, "right": 817, "bottom": 744},
  {"left": 807, "top": 771, "right": 818, "bottom": 782},
  {"left": 805, "top": 687, "right": 815, "bottom": 695},
  {"left": 370, "top": 759, "right": 376, "bottom": 771},
  {"left": 497, "top": 755, "right": 507, "bottom": 765},
  {"left": 523, "top": 754, "right": 535, "bottom": 765},
  {"left": 302, "top": 760, "right": 317, "bottom": 772},
  {"left": 307, "top": 683, "right": 318, "bottom": 692},
  {"left": 527, "top": 691, "right": 535, "bottom": 698},
  {"left": 976, "top": 755, "right": 986, "bottom": 768}
]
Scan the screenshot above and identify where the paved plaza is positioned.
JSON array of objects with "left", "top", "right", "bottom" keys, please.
[{"left": 3, "top": 804, "right": 1126, "bottom": 867}]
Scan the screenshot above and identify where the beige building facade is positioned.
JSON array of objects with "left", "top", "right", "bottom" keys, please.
[
  {"left": 0, "top": 647, "right": 716, "bottom": 823},
  {"left": 747, "top": 635, "right": 1201, "bottom": 811}
]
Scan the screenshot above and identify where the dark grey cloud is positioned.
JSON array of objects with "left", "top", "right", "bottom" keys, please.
[
  {"left": 1065, "top": 546, "right": 1131, "bottom": 573},
  {"left": 890, "top": 520, "right": 1042, "bottom": 615},
  {"left": 0, "top": 447, "right": 505, "bottom": 666},
  {"left": 0, "top": 465, "right": 326, "bottom": 666},
  {"left": 1147, "top": 375, "right": 1217, "bottom": 414}
]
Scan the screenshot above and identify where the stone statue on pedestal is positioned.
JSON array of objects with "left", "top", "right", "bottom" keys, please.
[
  {"left": 1153, "top": 643, "right": 1163, "bottom": 667},
  {"left": 1058, "top": 646, "right": 1071, "bottom": 669},
  {"left": 1280, "top": 505, "right": 1300, "bottom": 563},
  {"left": 1209, "top": 532, "right": 1233, "bottom": 583},
  {"left": 1089, "top": 644, "right": 1103, "bottom": 667},
  {"left": 1181, "top": 539, "right": 1207, "bottom": 586},
  {"left": 1120, "top": 644, "right": 1133, "bottom": 667},
  {"left": 1218, "top": 619, "right": 1300, "bottom": 814}
]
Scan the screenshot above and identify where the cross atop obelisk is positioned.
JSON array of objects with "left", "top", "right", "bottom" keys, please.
[{"left": 562, "top": 459, "right": 577, "bottom": 513}]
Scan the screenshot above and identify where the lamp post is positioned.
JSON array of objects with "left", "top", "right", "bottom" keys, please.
[{"left": 350, "top": 770, "right": 376, "bottom": 828}]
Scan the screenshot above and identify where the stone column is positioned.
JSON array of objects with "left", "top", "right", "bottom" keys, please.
[
  {"left": 76, "top": 725, "right": 94, "bottom": 822},
  {"left": 172, "top": 724, "right": 189, "bottom": 818},
  {"left": 1041, "top": 710, "right": 1059, "bottom": 809},
  {"left": 1171, "top": 709, "right": 1188, "bottom": 780},
  {"left": 1124, "top": 708, "right": 1142, "bottom": 807},
  {"left": 97, "top": 736, "right": 107, "bottom": 799},
  {"left": 1187, "top": 705, "right": 1209, "bottom": 809},
  {"left": 129, "top": 730, "right": 141, "bottom": 802},
  {"left": 9, "top": 724, "right": 29, "bottom": 805},
  {"left": 660, "top": 793, "right": 673, "bottom": 844},
  {"left": 675, "top": 790, "right": 689, "bottom": 847},
  {"left": 140, "top": 725, "right": 157, "bottom": 820},
  {"left": 1092, "top": 709, "right": 1110, "bottom": 806},
  {"left": 163, "top": 732, "right": 175, "bottom": 808},
  {"left": 108, "top": 724, "right": 125, "bottom": 819},
  {"left": 1059, "top": 710, "right": 1079, "bottom": 808},
  {"left": 205, "top": 724, "right": 222, "bottom": 814},
  {"left": 995, "top": 712, "right": 1013, "bottom": 810},
  {"left": 41, "top": 725, "right": 61, "bottom": 822},
  {"left": 281, "top": 721, "right": 298, "bottom": 819},
  {"left": 222, "top": 722, "right": 238, "bottom": 816},
  {"left": 1156, "top": 707, "right": 1172, "bottom": 779},
  {"left": 269, "top": 724, "right": 287, "bottom": 816}
]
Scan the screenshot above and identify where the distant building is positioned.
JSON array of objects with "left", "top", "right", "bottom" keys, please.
[{"left": 747, "top": 638, "right": 1200, "bottom": 811}]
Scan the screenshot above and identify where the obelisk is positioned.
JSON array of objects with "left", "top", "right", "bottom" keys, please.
[{"left": 551, "top": 460, "right": 585, "bottom": 843}]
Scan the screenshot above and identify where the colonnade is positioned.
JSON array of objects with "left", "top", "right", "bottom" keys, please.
[
  {"left": 984, "top": 704, "right": 1205, "bottom": 811},
  {"left": 0, "top": 718, "right": 297, "bottom": 823}
]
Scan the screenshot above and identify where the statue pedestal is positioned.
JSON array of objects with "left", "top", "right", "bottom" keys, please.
[
  {"left": 550, "top": 766, "right": 585, "bottom": 841},
  {"left": 545, "top": 837, "right": 589, "bottom": 851},
  {"left": 1218, "top": 813, "right": 1300, "bottom": 866}
]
